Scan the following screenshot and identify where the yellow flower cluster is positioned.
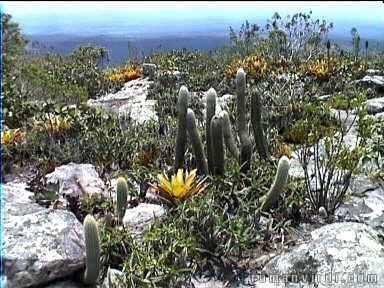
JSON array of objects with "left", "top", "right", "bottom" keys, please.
[
  {"left": 37, "top": 116, "right": 72, "bottom": 134},
  {"left": 1, "top": 129, "right": 26, "bottom": 144},
  {"left": 226, "top": 55, "right": 267, "bottom": 80},
  {"left": 308, "top": 57, "right": 339, "bottom": 80},
  {"left": 107, "top": 70, "right": 141, "bottom": 82},
  {"left": 151, "top": 169, "right": 207, "bottom": 204}
]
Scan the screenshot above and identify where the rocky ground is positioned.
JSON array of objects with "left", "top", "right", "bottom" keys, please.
[{"left": 2, "top": 68, "right": 384, "bottom": 288}]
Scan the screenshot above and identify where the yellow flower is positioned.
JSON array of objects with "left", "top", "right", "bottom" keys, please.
[
  {"left": 1, "top": 129, "right": 26, "bottom": 144},
  {"left": 152, "top": 169, "right": 207, "bottom": 204}
]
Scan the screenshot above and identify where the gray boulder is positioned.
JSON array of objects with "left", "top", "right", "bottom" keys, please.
[
  {"left": 260, "top": 222, "right": 384, "bottom": 288},
  {"left": 45, "top": 163, "right": 107, "bottom": 199},
  {"left": 3, "top": 182, "right": 86, "bottom": 288}
]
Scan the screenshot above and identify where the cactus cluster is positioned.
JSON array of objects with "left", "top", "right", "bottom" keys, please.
[
  {"left": 174, "top": 68, "right": 270, "bottom": 176},
  {"left": 83, "top": 214, "right": 101, "bottom": 286}
]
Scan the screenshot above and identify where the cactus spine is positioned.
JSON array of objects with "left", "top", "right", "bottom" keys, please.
[
  {"left": 116, "top": 177, "right": 128, "bottom": 224},
  {"left": 174, "top": 86, "right": 189, "bottom": 171},
  {"left": 251, "top": 88, "right": 269, "bottom": 160},
  {"left": 219, "top": 110, "right": 240, "bottom": 161},
  {"left": 236, "top": 68, "right": 252, "bottom": 173},
  {"left": 186, "top": 108, "right": 208, "bottom": 174},
  {"left": 210, "top": 115, "right": 224, "bottom": 175},
  {"left": 261, "top": 156, "right": 290, "bottom": 211},
  {"left": 83, "top": 214, "right": 100, "bottom": 286},
  {"left": 206, "top": 88, "right": 217, "bottom": 173}
]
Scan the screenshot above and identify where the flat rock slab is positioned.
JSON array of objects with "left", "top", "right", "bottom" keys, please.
[
  {"left": 87, "top": 77, "right": 157, "bottom": 124},
  {"left": 258, "top": 222, "right": 384, "bottom": 288},
  {"left": 45, "top": 162, "right": 107, "bottom": 199},
  {"left": 3, "top": 182, "right": 86, "bottom": 288},
  {"left": 123, "top": 203, "right": 165, "bottom": 234}
]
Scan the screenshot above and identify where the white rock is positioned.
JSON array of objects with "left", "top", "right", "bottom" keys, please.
[
  {"left": 365, "top": 97, "right": 384, "bottom": 114},
  {"left": 261, "top": 222, "right": 384, "bottom": 288},
  {"left": 123, "top": 203, "right": 165, "bottom": 234},
  {"left": 3, "top": 182, "right": 85, "bottom": 288},
  {"left": 87, "top": 78, "right": 157, "bottom": 124},
  {"left": 45, "top": 163, "right": 107, "bottom": 199}
]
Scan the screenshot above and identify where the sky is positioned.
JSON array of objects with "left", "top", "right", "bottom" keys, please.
[{"left": 1, "top": 1, "right": 383, "bottom": 37}]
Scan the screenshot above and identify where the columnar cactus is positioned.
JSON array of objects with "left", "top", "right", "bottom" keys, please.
[
  {"left": 83, "top": 214, "right": 100, "bottom": 286},
  {"left": 219, "top": 110, "right": 240, "bottom": 161},
  {"left": 236, "top": 68, "right": 247, "bottom": 133},
  {"left": 236, "top": 68, "right": 252, "bottom": 173},
  {"left": 260, "top": 155, "right": 290, "bottom": 211},
  {"left": 174, "top": 85, "right": 189, "bottom": 171},
  {"left": 251, "top": 88, "right": 269, "bottom": 160},
  {"left": 210, "top": 115, "right": 224, "bottom": 175},
  {"left": 186, "top": 108, "right": 208, "bottom": 174},
  {"left": 206, "top": 88, "right": 217, "bottom": 173},
  {"left": 116, "top": 177, "right": 128, "bottom": 223}
]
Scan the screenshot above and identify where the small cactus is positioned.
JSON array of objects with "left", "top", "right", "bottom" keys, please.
[
  {"left": 260, "top": 156, "right": 290, "bottom": 211},
  {"left": 187, "top": 108, "right": 208, "bottom": 174},
  {"left": 83, "top": 214, "right": 100, "bottom": 286},
  {"left": 251, "top": 88, "right": 269, "bottom": 160},
  {"left": 318, "top": 206, "right": 328, "bottom": 218},
  {"left": 206, "top": 88, "right": 217, "bottom": 173},
  {"left": 219, "top": 110, "right": 240, "bottom": 160},
  {"left": 239, "top": 131, "right": 252, "bottom": 173},
  {"left": 210, "top": 115, "right": 224, "bottom": 175},
  {"left": 116, "top": 177, "right": 128, "bottom": 223},
  {"left": 174, "top": 86, "right": 189, "bottom": 170}
]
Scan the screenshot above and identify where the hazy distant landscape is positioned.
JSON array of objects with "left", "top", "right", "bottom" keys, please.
[
  {"left": 26, "top": 31, "right": 384, "bottom": 66},
  {"left": 8, "top": 2, "right": 382, "bottom": 66}
]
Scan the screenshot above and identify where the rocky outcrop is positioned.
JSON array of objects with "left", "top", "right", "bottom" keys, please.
[
  {"left": 87, "top": 77, "right": 157, "bottom": 124},
  {"left": 257, "top": 222, "right": 384, "bottom": 288},
  {"left": 3, "top": 182, "right": 86, "bottom": 288},
  {"left": 45, "top": 163, "right": 107, "bottom": 199}
]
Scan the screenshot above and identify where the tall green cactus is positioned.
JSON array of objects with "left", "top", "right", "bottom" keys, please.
[
  {"left": 251, "top": 88, "right": 269, "bottom": 160},
  {"left": 210, "top": 115, "right": 224, "bottom": 175},
  {"left": 186, "top": 108, "right": 208, "bottom": 174},
  {"left": 116, "top": 177, "right": 128, "bottom": 224},
  {"left": 236, "top": 68, "right": 247, "bottom": 133},
  {"left": 83, "top": 214, "right": 100, "bottom": 286},
  {"left": 260, "top": 156, "right": 290, "bottom": 211},
  {"left": 174, "top": 85, "right": 189, "bottom": 171},
  {"left": 236, "top": 68, "right": 252, "bottom": 173},
  {"left": 219, "top": 110, "right": 240, "bottom": 161},
  {"left": 206, "top": 88, "right": 217, "bottom": 173}
]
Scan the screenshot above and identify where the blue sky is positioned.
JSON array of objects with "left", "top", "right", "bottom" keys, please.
[{"left": 1, "top": 1, "right": 383, "bottom": 37}]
